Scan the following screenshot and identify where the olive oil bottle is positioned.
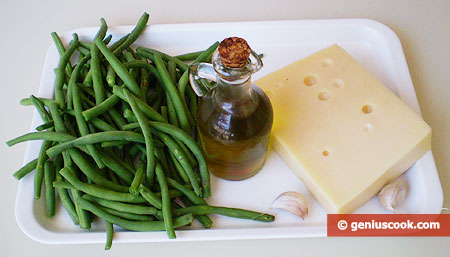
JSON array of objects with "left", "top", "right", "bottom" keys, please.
[{"left": 190, "top": 37, "right": 273, "bottom": 180}]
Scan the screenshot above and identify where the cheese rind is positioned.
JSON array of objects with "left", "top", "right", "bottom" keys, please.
[{"left": 255, "top": 45, "right": 431, "bottom": 214}]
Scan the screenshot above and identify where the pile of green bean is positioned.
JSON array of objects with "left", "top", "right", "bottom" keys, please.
[{"left": 6, "top": 12, "right": 274, "bottom": 249}]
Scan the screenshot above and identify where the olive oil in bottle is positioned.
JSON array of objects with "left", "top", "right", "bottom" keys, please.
[{"left": 190, "top": 37, "right": 273, "bottom": 180}]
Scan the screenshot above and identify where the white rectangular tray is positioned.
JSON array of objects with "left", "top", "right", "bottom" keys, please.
[{"left": 16, "top": 19, "right": 443, "bottom": 244}]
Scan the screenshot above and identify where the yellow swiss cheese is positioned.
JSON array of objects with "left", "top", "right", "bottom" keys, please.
[{"left": 255, "top": 45, "right": 431, "bottom": 213}]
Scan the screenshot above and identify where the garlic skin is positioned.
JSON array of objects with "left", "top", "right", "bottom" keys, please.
[
  {"left": 378, "top": 180, "right": 408, "bottom": 213},
  {"left": 270, "top": 191, "right": 308, "bottom": 220}
]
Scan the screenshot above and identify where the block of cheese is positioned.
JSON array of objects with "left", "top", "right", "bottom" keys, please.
[{"left": 255, "top": 45, "right": 431, "bottom": 213}]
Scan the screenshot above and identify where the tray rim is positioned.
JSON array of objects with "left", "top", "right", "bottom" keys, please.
[{"left": 14, "top": 18, "right": 443, "bottom": 244}]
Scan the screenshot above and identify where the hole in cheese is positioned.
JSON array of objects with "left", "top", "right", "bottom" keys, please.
[
  {"left": 322, "top": 58, "right": 334, "bottom": 67},
  {"left": 363, "top": 123, "right": 373, "bottom": 131},
  {"left": 318, "top": 91, "right": 329, "bottom": 101},
  {"left": 304, "top": 75, "right": 316, "bottom": 86},
  {"left": 332, "top": 78, "right": 344, "bottom": 88},
  {"left": 362, "top": 105, "right": 373, "bottom": 114}
]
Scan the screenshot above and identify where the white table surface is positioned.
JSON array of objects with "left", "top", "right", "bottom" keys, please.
[{"left": 1, "top": 0, "right": 448, "bottom": 256}]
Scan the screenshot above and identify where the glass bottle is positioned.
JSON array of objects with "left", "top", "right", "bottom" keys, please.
[{"left": 189, "top": 37, "right": 273, "bottom": 181}]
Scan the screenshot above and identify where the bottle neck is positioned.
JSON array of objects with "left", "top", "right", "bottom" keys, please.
[{"left": 214, "top": 75, "right": 258, "bottom": 117}]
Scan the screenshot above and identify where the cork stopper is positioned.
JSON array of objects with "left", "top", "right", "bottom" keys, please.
[{"left": 218, "top": 37, "right": 251, "bottom": 68}]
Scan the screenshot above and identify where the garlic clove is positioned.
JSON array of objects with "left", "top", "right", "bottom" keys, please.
[
  {"left": 378, "top": 180, "right": 408, "bottom": 213},
  {"left": 270, "top": 191, "right": 308, "bottom": 220}
]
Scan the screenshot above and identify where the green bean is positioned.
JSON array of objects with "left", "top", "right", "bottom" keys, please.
[
  {"left": 194, "top": 41, "right": 220, "bottom": 63},
  {"left": 79, "top": 41, "right": 91, "bottom": 51},
  {"left": 138, "top": 185, "right": 162, "bottom": 209},
  {"left": 34, "top": 140, "right": 52, "bottom": 199},
  {"left": 154, "top": 147, "right": 169, "bottom": 175},
  {"left": 123, "top": 88, "right": 156, "bottom": 185},
  {"left": 54, "top": 155, "right": 79, "bottom": 225},
  {"left": 102, "top": 206, "right": 154, "bottom": 222},
  {"left": 129, "top": 162, "right": 146, "bottom": 196},
  {"left": 174, "top": 50, "right": 203, "bottom": 61},
  {"left": 46, "top": 131, "right": 145, "bottom": 158},
  {"left": 36, "top": 121, "right": 54, "bottom": 131},
  {"left": 20, "top": 97, "right": 53, "bottom": 107},
  {"left": 100, "top": 141, "right": 128, "bottom": 148},
  {"left": 67, "top": 168, "right": 92, "bottom": 230},
  {"left": 152, "top": 122, "right": 209, "bottom": 196},
  {"left": 177, "top": 71, "right": 196, "bottom": 129},
  {"left": 153, "top": 53, "right": 190, "bottom": 133},
  {"left": 151, "top": 89, "right": 162, "bottom": 111},
  {"left": 123, "top": 121, "right": 210, "bottom": 197},
  {"left": 68, "top": 148, "right": 129, "bottom": 192},
  {"left": 83, "top": 70, "right": 93, "bottom": 87},
  {"left": 67, "top": 54, "right": 91, "bottom": 110},
  {"left": 122, "top": 60, "right": 163, "bottom": 85},
  {"left": 62, "top": 114, "right": 77, "bottom": 136},
  {"left": 13, "top": 158, "right": 37, "bottom": 180},
  {"left": 173, "top": 205, "right": 275, "bottom": 222},
  {"left": 123, "top": 51, "right": 138, "bottom": 80},
  {"left": 106, "top": 64, "right": 116, "bottom": 87},
  {"left": 82, "top": 194, "right": 160, "bottom": 217},
  {"left": 177, "top": 41, "right": 219, "bottom": 97},
  {"left": 48, "top": 101, "right": 73, "bottom": 167},
  {"left": 6, "top": 131, "right": 74, "bottom": 147},
  {"left": 165, "top": 91, "right": 179, "bottom": 127},
  {"left": 107, "top": 169, "right": 120, "bottom": 185},
  {"left": 90, "top": 18, "right": 108, "bottom": 104},
  {"left": 97, "top": 152, "right": 133, "bottom": 184},
  {"left": 89, "top": 117, "right": 117, "bottom": 132},
  {"left": 103, "top": 34, "right": 113, "bottom": 45},
  {"left": 107, "top": 107, "right": 127, "bottom": 129},
  {"left": 77, "top": 197, "right": 194, "bottom": 232},
  {"left": 81, "top": 95, "right": 120, "bottom": 121},
  {"left": 167, "top": 60, "right": 177, "bottom": 83},
  {"left": 55, "top": 34, "right": 79, "bottom": 108},
  {"left": 71, "top": 192, "right": 92, "bottom": 229},
  {"left": 77, "top": 44, "right": 91, "bottom": 56},
  {"left": 71, "top": 67, "right": 105, "bottom": 169},
  {"left": 128, "top": 143, "right": 142, "bottom": 157},
  {"left": 155, "top": 130, "right": 201, "bottom": 196},
  {"left": 180, "top": 196, "right": 212, "bottom": 228},
  {"left": 112, "top": 12, "right": 149, "bottom": 56},
  {"left": 165, "top": 151, "right": 182, "bottom": 182},
  {"left": 155, "top": 162, "right": 175, "bottom": 238},
  {"left": 30, "top": 95, "right": 51, "bottom": 123},
  {"left": 59, "top": 168, "right": 146, "bottom": 203},
  {"left": 136, "top": 47, "right": 188, "bottom": 72},
  {"left": 94, "top": 38, "right": 141, "bottom": 97},
  {"left": 139, "top": 57, "right": 150, "bottom": 103},
  {"left": 50, "top": 32, "right": 73, "bottom": 75},
  {"left": 109, "top": 34, "right": 129, "bottom": 52},
  {"left": 104, "top": 220, "right": 113, "bottom": 250},
  {"left": 168, "top": 151, "right": 189, "bottom": 184},
  {"left": 78, "top": 82, "right": 98, "bottom": 98},
  {"left": 112, "top": 85, "right": 165, "bottom": 122},
  {"left": 160, "top": 106, "right": 168, "bottom": 121},
  {"left": 55, "top": 179, "right": 182, "bottom": 198},
  {"left": 178, "top": 70, "right": 190, "bottom": 99},
  {"left": 147, "top": 85, "right": 160, "bottom": 104},
  {"left": 175, "top": 138, "right": 197, "bottom": 167},
  {"left": 187, "top": 87, "right": 198, "bottom": 120},
  {"left": 44, "top": 160, "right": 56, "bottom": 217},
  {"left": 53, "top": 181, "right": 76, "bottom": 190},
  {"left": 166, "top": 177, "right": 206, "bottom": 206}
]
